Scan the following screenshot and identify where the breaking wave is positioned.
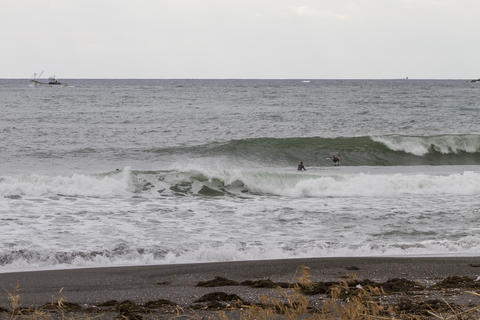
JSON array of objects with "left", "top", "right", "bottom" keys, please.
[
  {"left": 2, "top": 239, "right": 479, "bottom": 273},
  {"left": 0, "top": 168, "right": 133, "bottom": 198},
  {"left": 2, "top": 166, "right": 480, "bottom": 199},
  {"left": 371, "top": 134, "right": 480, "bottom": 156}
]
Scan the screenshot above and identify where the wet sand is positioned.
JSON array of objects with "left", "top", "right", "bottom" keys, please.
[{"left": 1, "top": 256, "right": 480, "bottom": 308}]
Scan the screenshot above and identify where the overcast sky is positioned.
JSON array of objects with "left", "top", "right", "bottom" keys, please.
[{"left": 1, "top": 0, "right": 479, "bottom": 79}]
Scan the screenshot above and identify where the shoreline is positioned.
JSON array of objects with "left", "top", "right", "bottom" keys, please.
[
  {"left": 3, "top": 252, "right": 480, "bottom": 275},
  {"left": 1, "top": 256, "right": 479, "bottom": 308}
]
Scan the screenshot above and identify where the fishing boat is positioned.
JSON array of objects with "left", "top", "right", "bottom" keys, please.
[
  {"left": 47, "top": 76, "right": 62, "bottom": 85},
  {"left": 30, "top": 72, "right": 63, "bottom": 86}
]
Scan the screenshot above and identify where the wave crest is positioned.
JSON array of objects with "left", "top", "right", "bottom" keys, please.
[
  {"left": 149, "top": 134, "right": 480, "bottom": 166},
  {"left": 0, "top": 168, "right": 133, "bottom": 198},
  {"left": 3, "top": 166, "right": 480, "bottom": 199},
  {"left": 173, "top": 168, "right": 480, "bottom": 197},
  {"left": 372, "top": 135, "right": 480, "bottom": 156}
]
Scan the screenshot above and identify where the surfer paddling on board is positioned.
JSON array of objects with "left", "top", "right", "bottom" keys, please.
[
  {"left": 297, "top": 161, "right": 306, "bottom": 171},
  {"left": 330, "top": 155, "right": 340, "bottom": 166}
]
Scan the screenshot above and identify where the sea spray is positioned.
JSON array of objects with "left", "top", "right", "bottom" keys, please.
[
  {"left": 0, "top": 168, "right": 133, "bottom": 198},
  {"left": 1, "top": 237, "right": 479, "bottom": 273},
  {"left": 4, "top": 166, "right": 480, "bottom": 198},
  {"left": 372, "top": 135, "right": 480, "bottom": 156}
]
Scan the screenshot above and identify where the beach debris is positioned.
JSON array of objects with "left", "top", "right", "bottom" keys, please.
[
  {"left": 117, "top": 300, "right": 144, "bottom": 313},
  {"left": 197, "top": 277, "right": 294, "bottom": 288},
  {"left": 116, "top": 310, "right": 143, "bottom": 320},
  {"left": 5, "top": 273, "right": 480, "bottom": 318},
  {"left": 381, "top": 278, "right": 425, "bottom": 292},
  {"left": 190, "top": 301, "right": 226, "bottom": 311},
  {"left": 241, "top": 279, "right": 293, "bottom": 288},
  {"left": 194, "top": 292, "right": 244, "bottom": 303},
  {"left": 83, "top": 305, "right": 103, "bottom": 314},
  {"left": 93, "top": 298, "right": 179, "bottom": 318},
  {"left": 191, "top": 292, "right": 245, "bottom": 310},
  {"left": 300, "top": 281, "right": 337, "bottom": 295},
  {"left": 40, "top": 301, "right": 82, "bottom": 311},
  {"left": 345, "top": 265, "right": 360, "bottom": 270},
  {"left": 97, "top": 299, "right": 119, "bottom": 307},
  {"left": 11, "top": 306, "right": 35, "bottom": 315},
  {"left": 396, "top": 298, "right": 460, "bottom": 316},
  {"left": 197, "top": 276, "right": 424, "bottom": 296},
  {"left": 115, "top": 300, "right": 145, "bottom": 320},
  {"left": 469, "top": 263, "right": 480, "bottom": 268},
  {"left": 432, "top": 276, "right": 480, "bottom": 289},
  {"left": 143, "top": 299, "right": 178, "bottom": 309},
  {"left": 339, "top": 272, "right": 359, "bottom": 280},
  {"left": 197, "top": 276, "right": 240, "bottom": 287},
  {"left": 300, "top": 278, "right": 424, "bottom": 297}
]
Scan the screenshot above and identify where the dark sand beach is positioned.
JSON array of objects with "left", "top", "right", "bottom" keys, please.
[{"left": 1, "top": 257, "right": 480, "bottom": 319}]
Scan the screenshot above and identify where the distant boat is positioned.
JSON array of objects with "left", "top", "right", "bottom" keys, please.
[
  {"left": 47, "top": 76, "right": 62, "bottom": 85},
  {"left": 30, "top": 71, "right": 63, "bottom": 86},
  {"left": 471, "top": 78, "right": 480, "bottom": 83}
]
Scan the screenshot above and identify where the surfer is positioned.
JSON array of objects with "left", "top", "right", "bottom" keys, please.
[
  {"left": 331, "top": 155, "right": 340, "bottom": 166},
  {"left": 297, "top": 161, "right": 306, "bottom": 171}
]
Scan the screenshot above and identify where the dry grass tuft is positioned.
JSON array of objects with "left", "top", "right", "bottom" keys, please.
[
  {"left": 214, "top": 266, "right": 480, "bottom": 320},
  {"left": 2, "top": 268, "right": 480, "bottom": 320},
  {"left": 4, "top": 286, "right": 98, "bottom": 320}
]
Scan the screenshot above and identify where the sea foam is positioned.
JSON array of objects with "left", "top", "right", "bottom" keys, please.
[
  {"left": 0, "top": 168, "right": 133, "bottom": 198},
  {"left": 2, "top": 167, "right": 480, "bottom": 199}
]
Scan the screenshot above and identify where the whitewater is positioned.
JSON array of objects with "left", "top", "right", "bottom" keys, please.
[{"left": 1, "top": 79, "right": 479, "bottom": 272}]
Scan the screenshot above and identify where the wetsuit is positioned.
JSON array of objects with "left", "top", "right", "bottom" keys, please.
[{"left": 332, "top": 156, "right": 340, "bottom": 166}]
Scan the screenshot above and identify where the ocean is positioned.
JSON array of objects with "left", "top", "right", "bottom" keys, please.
[{"left": 1, "top": 79, "right": 479, "bottom": 272}]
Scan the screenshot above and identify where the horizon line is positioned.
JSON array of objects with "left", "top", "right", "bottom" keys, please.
[{"left": 1, "top": 77, "right": 478, "bottom": 80}]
